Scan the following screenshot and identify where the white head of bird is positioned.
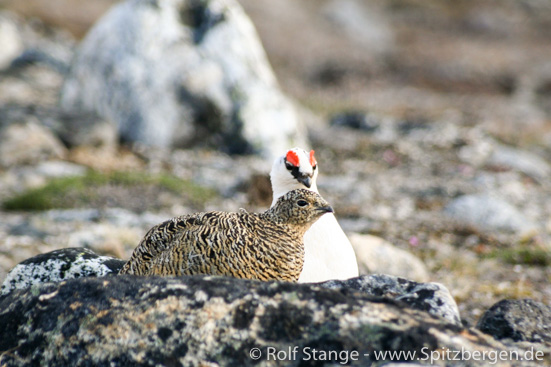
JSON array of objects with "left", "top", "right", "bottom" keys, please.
[{"left": 270, "top": 147, "right": 319, "bottom": 206}]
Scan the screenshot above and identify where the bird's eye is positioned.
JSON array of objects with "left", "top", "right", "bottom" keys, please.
[
  {"left": 285, "top": 162, "right": 294, "bottom": 170},
  {"left": 297, "top": 200, "right": 309, "bottom": 207}
]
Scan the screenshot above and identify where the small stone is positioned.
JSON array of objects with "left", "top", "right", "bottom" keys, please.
[
  {"left": 0, "top": 122, "right": 67, "bottom": 168},
  {"left": 476, "top": 299, "right": 551, "bottom": 343},
  {"left": 444, "top": 194, "right": 538, "bottom": 238},
  {"left": 488, "top": 145, "right": 551, "bottom": 181},
  {"left": 34, "top": 161, "right": 87, "bottom": 178},
  {"left": 329, "top": 111, "right": 380, "bottom": 132},
  {"left": 56, "top": 113, "right": 118, "bottom": 150}
]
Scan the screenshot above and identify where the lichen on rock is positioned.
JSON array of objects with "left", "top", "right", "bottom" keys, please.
[{"left": 0, "top": 275, "right": 531, "bottom": 367}]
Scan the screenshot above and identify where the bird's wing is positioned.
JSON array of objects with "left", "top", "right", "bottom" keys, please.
[
  {"left": 146, "top": 213, "right": 253, "bottom": 277},
  {"left": 119, "top": 214, "right": 206, "bottom": 275}
]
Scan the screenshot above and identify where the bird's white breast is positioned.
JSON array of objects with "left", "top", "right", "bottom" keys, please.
[{"left": 298, "top": 213, "right": 359, "bottom": 283}]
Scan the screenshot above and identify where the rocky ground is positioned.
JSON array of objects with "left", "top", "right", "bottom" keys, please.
[{"left": 1, "top": 0, "right": 551, "bottom": 335}]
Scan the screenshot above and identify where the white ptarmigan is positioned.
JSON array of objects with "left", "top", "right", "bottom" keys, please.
[{"left": 270, "top": 148, "right": 359, "bottom": 282}]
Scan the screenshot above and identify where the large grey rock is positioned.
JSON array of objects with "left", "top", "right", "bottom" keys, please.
[
  {"left": 444, "top": 194, "right": 538, "bottom": 238},
  {"left": 61, "top": 0, "right": 307, "bottom": 159},
  {"left": 349, "top": 233, "right": 429, "bottom": 282},
  {"left": 0, "top": 275, "right": 536, "bottom": 366},
  {"left": 476, "top": 299, "right": 551, "bottom": 343},
  {"left": 0, "top": 248, "right": 125, "bottom": 296},
  {"left": 318, "top": 274, "right": 460, "bottom": 325}
]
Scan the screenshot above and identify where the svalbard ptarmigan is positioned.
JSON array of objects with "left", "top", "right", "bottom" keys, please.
[
  {"left": 119, "top": 189, "right": 333, "bottom": 282},
  {"left": 270, "top": 148, "right": 359, "bottom": 282}
]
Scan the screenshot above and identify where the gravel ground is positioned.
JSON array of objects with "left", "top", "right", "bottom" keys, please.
[{"left": 1, "top": 0, "right": 551, "bottom": 328}]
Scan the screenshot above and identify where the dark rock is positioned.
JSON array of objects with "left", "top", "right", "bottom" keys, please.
[
  {"left": 55, "top": 110, "right": 117, "bottom": 149},
  {"left": 9, "top": 48, "right": 69, "bottom": 73},
  {"left": 397, "top": 118, "right": 431, "bottom": 135},
  {"left": 0, "top": 275, "right": 528, "bottom": 366},
  {"left": 329, "top": 111, "right": 380, "bottom": 132},
  {"left": 1, "top": 247, "right": 125, "bottom": 296},
  {"left": 476, "top": 299, "right": 551, "bottom": 343},
  {"left": 318, "top": 274, "right": 460, "bottom": 325}
]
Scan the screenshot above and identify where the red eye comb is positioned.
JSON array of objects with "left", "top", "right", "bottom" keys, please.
[
  {"left": 309, "top": 150, "right": 317, "bottom": 167},
  {"left": 286, "top": 150, "right": 300, "bottom": 167}
]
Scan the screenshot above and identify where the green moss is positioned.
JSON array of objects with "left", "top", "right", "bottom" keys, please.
[
  {"left": 487, "top": 247, "right": 551, "bottom": 266},
  {"left": 3, "top": 170, "right": 216, "bottom": 212},
  {"left": 2, "top": 176, "right": 84, "bottom": 211}
]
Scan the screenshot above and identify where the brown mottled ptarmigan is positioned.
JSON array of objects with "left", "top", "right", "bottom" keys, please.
[
  {"left": 270, "top": 148, "right": 359, "bottom": 282},
  {"left": 119, "top": 189, "right": 333, "bottom": 282}
]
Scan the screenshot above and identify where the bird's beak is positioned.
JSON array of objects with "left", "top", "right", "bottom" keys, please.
[
  {"left": 317, "top": 206, "right": 334, "bottom": 214},
  {"left": 298, "top": 176, "right": 312, "bottom": 188}
]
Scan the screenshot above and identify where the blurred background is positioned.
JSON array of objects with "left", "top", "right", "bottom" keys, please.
[
  {"left": 2, "top": 0, "right": 551, "bottom": 139},
  {"left": 1, "top": 0, "right": 551, "bottom": 327}
]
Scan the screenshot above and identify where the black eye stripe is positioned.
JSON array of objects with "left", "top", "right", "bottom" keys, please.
[
  {"left": 286, "top": 162, "right": 301, "bottom": 178},
  {"left": 285, "top": 160, "right": 315, "bottom": 183}
]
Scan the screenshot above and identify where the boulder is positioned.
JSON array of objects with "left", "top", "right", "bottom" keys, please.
[
  {"left": 0, "top": 275, "right": 536, "bottom": 366},
  {"left": 60, "top": 0, "right": 307, "bottom": 159},
  {"left": 0, "top": 247, "right": 125, "bottom": 296},
  {"left": 476, "top": 299, "right": 551, "bottom": 344},
  {"left": 318, "top": 274, "right": 460, "bottom": 325},
  {"left": 349, "top": 233, "right": 429, "bottom": 282}
]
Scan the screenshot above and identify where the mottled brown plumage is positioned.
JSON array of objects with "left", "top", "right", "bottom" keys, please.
[{"left": 119, "top": 189, "right": 333, "bottom": 281}]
